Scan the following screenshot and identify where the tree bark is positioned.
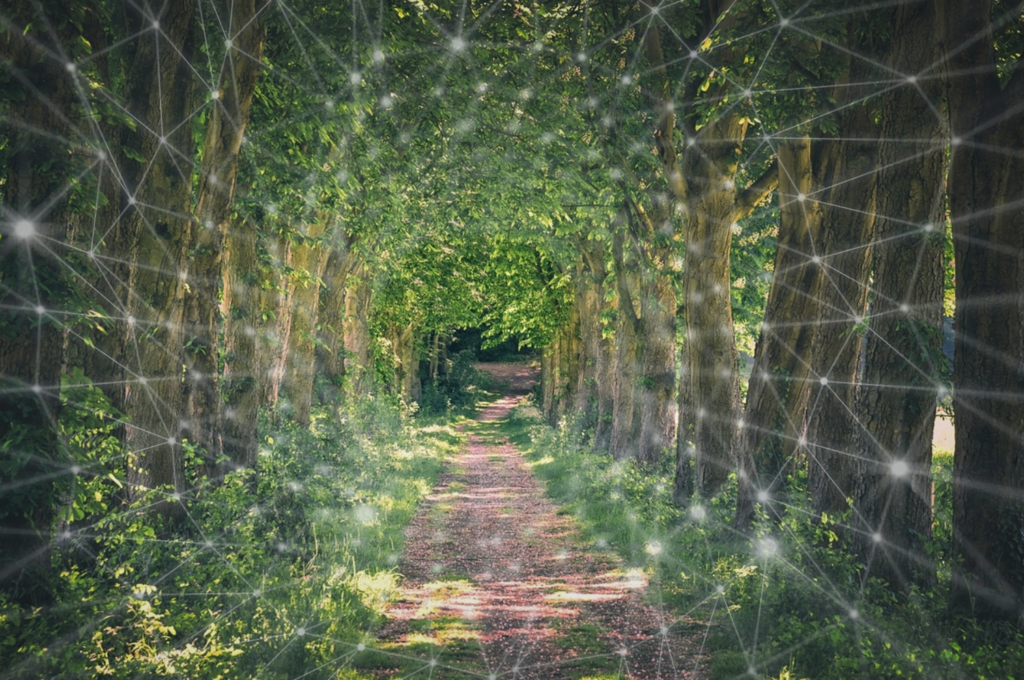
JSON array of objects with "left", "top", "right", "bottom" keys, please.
[
  {"left": 805, "top": 49, "right": 883, "bottom": 519},
  {"left": 185, "top": 0, "right": 266, "bottom": 470},
  {"left": 343, "top": 272, "right": 373, "bottom": 397},
  {"left": 941, "top": 0, "right": 1024, "bottom": 622},
  {"left": 852, "top": 0, "right": 947, "bottom": 592},
  {"left": 735, "top": 136, "right": 823, "bottom": 527},
  {"left": 119, "top": 0, "right": 198, "bottom": 512},
  {"left": 316, "top": 232, "right": 359, "bottom": 387},
  {"left": 610, "top": 231, "right": 643, "bottom": 460},
  {"left": 221, "top": 215, "right": 261, "bottom": 471},
  {"left": 283, "top": 220, "right": 330, "bottom": 426}
]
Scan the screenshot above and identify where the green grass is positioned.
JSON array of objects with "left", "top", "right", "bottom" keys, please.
[{"left": 499, "top": 398, "right": 1024, "bottom": 680}]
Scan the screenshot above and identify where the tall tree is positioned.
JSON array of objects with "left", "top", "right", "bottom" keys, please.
[
  {"left": 941, "top": 0, "right": 1024, "bottom": 621},
  {"left": 852, "top": 0, "right": 947, "bottom": 591}
]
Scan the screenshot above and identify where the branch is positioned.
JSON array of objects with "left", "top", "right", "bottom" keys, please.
[{"left": 734, "top": 159, "right": 778, "bottom": 220}]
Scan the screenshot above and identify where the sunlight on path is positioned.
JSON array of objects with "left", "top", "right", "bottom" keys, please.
[{"left": 375, "top": 364, "right": 704, "bottom": 680}]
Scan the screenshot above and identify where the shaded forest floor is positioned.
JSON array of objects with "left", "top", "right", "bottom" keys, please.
[{"left": 359, "top": 364, "right": 706, "bottom": 679}]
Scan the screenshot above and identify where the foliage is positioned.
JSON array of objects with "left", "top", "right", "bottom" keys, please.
[{"left": 503, "top": 401, "right": 1024, "bottom": 680}]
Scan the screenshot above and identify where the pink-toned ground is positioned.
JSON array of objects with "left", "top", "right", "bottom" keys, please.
[{"left": 376, "top": 363, "right": 704, "bottom": 679}]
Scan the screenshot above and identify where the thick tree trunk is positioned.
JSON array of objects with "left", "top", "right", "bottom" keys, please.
[
  {"left": 221, "top": 216, "right": 261, "bottom": 471},
  {"left": 573, "top": 251, "right": 603, "bottom": 428},
  {"left": 119, "top": 0, "right": 198, "bottom": 511},
  {"left": 941, "top": 0, "right": 1024, "bottom": 622},
  {"left": 185, "top": 0, "right": 266, "bottom": 469},
  {"left": 805, "top": 53, "right": 882, "bottom": 519},
  {"left": 852, "top": 0, "right": 946, "bottom": 592},
  {"left": 316, "top": 236, "right": 358, "bottom": 386},
  {"left": 393, "top": 324, "right": 421, "bottom": 404},
  {"left": 260, "top": 234, "right": 293, "bottom": 407},
  {"left": 735, "top": 136, "right": 823, "bottom": 527},
  {"left": 610, "top": 232, "right": 643, "bottom": 460},
  {"left": 343, "top": 274, "right": 373, "bottom": 397},
  {"left": 283, "top": 222, "right": 330, "bottom": 426},
  {"left": 0, "top": 3, "right": 77, "bottom": 595}
]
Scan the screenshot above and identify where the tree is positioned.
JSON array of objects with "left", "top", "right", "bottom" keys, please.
[{"left": 941, "top": 0, "right": 1024, "bottom": 621}]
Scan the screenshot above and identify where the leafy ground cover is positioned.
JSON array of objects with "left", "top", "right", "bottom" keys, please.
[
  {"left": 501, "top": 401, "right": 1024, "bottom": 680},
  {"left": 1, "top": 383, "right": 460, "bottom": 679}
]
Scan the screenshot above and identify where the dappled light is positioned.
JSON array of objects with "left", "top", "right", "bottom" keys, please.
[{"left": 2, "top": 0, "right": 1024, "bottom": 678}]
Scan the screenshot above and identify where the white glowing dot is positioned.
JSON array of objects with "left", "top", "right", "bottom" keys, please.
[
  {"left": 152, "top": 20, "right": 159, "bottom": 29},
  {"left": 70, "top": 465, "right": 81, "bottom": 475},
  {"left": 167, "top": 437, "right": 176, "bottom": 446},
  {"left": 253, "top": 589, "right": 261, "bottom": 597},
  {"left": 645, "top": 540, "right": 662, "bottom": 556},
  {"left": 854, "top": 315, "right": 863, "bottom": 324},
  {"left": 744, "top": 88, "right": 752, "bottom": 97},
  {"left": 756, "top": 490, "right": 769, "bottom": 503},
  {"left": 97, "top": 151, "right": 106, "bottom": 160},
  {"left": 35, "top": 305, "right": 46, "bottom": 315},
  {"left": 812, "top": 255, "right": 821, "bottom": 265},
  {"left": 697, "top": 407, "right": 707, "bottom": 419},
  {"left": 576, "top": 52, "right": 587, "bottom": 62},
  {"left": 204, "top": 539, "right": 214, "bottom": 548},
  {"left": 357, "top": 642, "right": 365, "bottom": 651},
  {"left": 952, "top": 136, "right": 962, "bottom": 146},
  {"left": 13, "top": 219, "right": 35, "bottom": 239},
  {"left": 757, "top": 537, "right": 778, "bottom": 557},
  {"left": 127, "top": 315, "right": 136, "bottom": 326},
  {"left": 749, "top": 667, "right": 758, "bottom": 677},
  {"left": 476, "top": 82, "right": 488, "bottom": 93},
  {"left": 797, "top": 192, "right": 806, "bottom": 202},
  {"left": 690, "top": 505, "right": 706, "bottom": 521},
  {"left": 618, "top": 648, "right": 628, "bottom": 656},
  {"left": 296, "top": 628, "right": 305, "bottom": 636},
  {"left": 779, "top": 17, "right": 790, "bottom": 27},
  {"left": 820, "top": 377, "right": 829, "bottom": 386},
  {"left": 66, "top": 62, "right": 76, "bottom": 73},
  {"left": 761, "top": 322, "right": 770, "bottom": 332},
  {"left": 849, "top": 609, "right": 859, "bottom": 619},
  {"left": 715, "top": 584, "right": 725, "bottom": 594},
  {"left": 429, "top": 659, "right": 437, "bottom": 667},
  {"left": 660, "top": 625, "right": 669, "bottom": 636},
  {"left": 924, "top": 222, "right": 934, "bottom": 232},
  {"left": 937, "top": 386, "right": 947, "bottom": 397},
  {"left": 350, "top": 71, "right": 362, "bottom": 85},
  {"left": 379, "top": 95, "right": 392, "bottom": 108},
  {"left": 724, "top": 179, "right": 734, "bottom": 189},
  {"left": 128, "top": 196, "right": 136, "bottom": 205},
  {"left": 872, "top": 532, "right": 883, "bottom": 543},
  {"left": 266, "top": 204, "right": 277, "bottom": 215},
  {"left": 533, "top": 41, "right": 544, "bottom": 52},
  {"left": 31, "top": 383, "right": 42, "bottom": 394},
  {"left": 737, "top": 419, "right": 745, "bottom": 429},
  {"left": 899, "top": 303, "right": 910, "bottom": 313},
  {"left": 225, "top": 38, "right": 233, "bottom": 48},
  {"left": 172, "top": 492, "right": 181, "bottom": 501},
  {"left": 451, "top": 37, "right": 465, "bottom": 52},
  {"left": 891, "top": 460, "right": 909, "bottom": 477},
  {"left": 798, "top": 436, "right": 807, "bottom": 447},
  {"left": 906, "top": 75, "right": 917, "bottom": 84},
  {"left": 689, "top": 49, "right": 698, "bottom": 59},
  {"left": 158, "top": 135, "right": 166, "bottom": 145},
  {"left": 372, "top": 49, "right": 384, "bottom": 62},
  {"left": 621, "top": 74, "right": 632, "bottom": 85},
  {"left": 489, "top": 674, "right": 497, "bottom": 680}
]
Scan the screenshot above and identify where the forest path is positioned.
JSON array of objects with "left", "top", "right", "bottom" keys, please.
[{"left": 373, "top": 363, "right": 704, "bottom": 680}]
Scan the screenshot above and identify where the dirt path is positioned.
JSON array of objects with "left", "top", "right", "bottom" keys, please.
[{"left": 374, "top": 363, "right": 704, "bottom": 679}]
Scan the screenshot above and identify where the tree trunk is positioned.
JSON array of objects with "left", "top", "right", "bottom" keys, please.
[
  {"left": 343, "top": 273, "right": 373, "bottom": 397},
  {"left": 119, "top": 0, "right": 198, "bottom": 512},
  {"left": 185, "top": 0, "right": 266, "bottom": 469},
  {"left": 610, "top": 231, "right": 643, "bottom": 460},
  {"left": 626, "top": 199, "right": 678, "bottom": 465},
  {"left": 0, "top": 2, "right": 77, "bottom": 596},
  {"left": 941, "top": 0, "right": 1024, "bottom": 622},
  {"left": 852, "top": 0, "right": 947, "bottom": 592},
  {"left": 283, "top": 221, "right": 330, "bottom": 426},
  {"left": 735, "top": 136, "right": 824, "bottom": 527},
  {"left": 573, "top": 252, "right": 603, "bottom": 427},
  {"left": 260, "top": 233, "right": 293, "bottom": 407},
  {"left": 316, "top": 235, "right": 358, "bottom": 387},
  {"left": 221, "top": 215, "right": 261, "bottom": 471},
  {"left": 805, "top": 50, "right": 883, "bottom": 519}
]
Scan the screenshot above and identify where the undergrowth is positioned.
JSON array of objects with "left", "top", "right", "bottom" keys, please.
[
  {"left": 501, "top": 398, "right": 1024, "bottom": 680},
  {"left": 0, "top": 378, "right": 462, "bottom": 679}
]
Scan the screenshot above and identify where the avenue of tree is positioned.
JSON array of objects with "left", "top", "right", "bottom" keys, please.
[{"left": 2, "top": 0, "right": 1023, "bottom": 629}]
